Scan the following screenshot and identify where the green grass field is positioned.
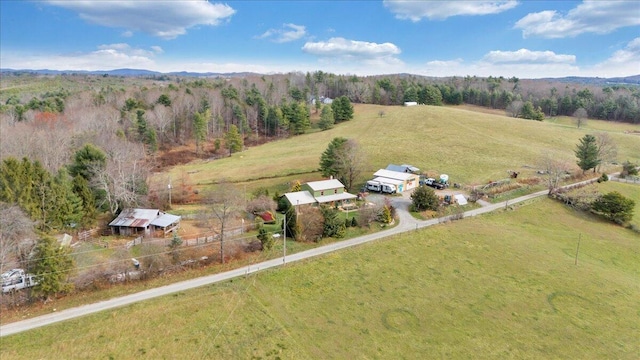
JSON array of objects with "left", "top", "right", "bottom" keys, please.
[
  {"left": 3, "top": 198, "right": 638, "bottom": 359},
  {"left": 158, "top": 104, "right": 640, "bottom": 194}
]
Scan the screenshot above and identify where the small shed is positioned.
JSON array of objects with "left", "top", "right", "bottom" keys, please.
[
  {"left": 454, "top": 194, "right": 468, "bottom": 205},
  {"left": 404, "top": 101, "right": 417, "bottom": 106},
  {"left": 150, "top": 213, "right": 181, "bottom": 236}
]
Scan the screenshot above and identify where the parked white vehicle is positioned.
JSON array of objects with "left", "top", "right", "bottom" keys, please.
[
  {"left": 1, "top": 269, "right": 38, "bottom": 293},
  {"left": 366, "top": 180, "right": 396, "bottom": 194}
]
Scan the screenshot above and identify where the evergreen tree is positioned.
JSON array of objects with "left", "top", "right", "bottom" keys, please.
[
  {"left": 410, "top": 185, "right": 439, "bottom": 211},
  {"left": 146, "top": 128, "right": 158, "bottom": 153},
  {"left": 168, "top": 232, "right": 183, "bottom": 263},
  {"left": 68, "top": 144, "right": 106, "bottom": 181},
  {"left": 72, "top": 175, "right": 96, "bottom": 226},
  {"left": 224, "top": 124, "right": 243, "bottom": 156},
  {"left": 318, "top": 105, "right": 335, "bottom": 130},
  {"left": 283, "top": 205, "right": 299, "bottom": 240},
  {"left": 591, "top": 191, "right": 635, "bottom": 225},
  {"left": 575, "top": 134, "right": 600, "bottom": 173},
  {"left": 287, "top": 102, "right": 310, "bottom": 135},
  {"left": 29, "top": 235, "right": 75, "bottom": 299},
  {"left": 193, "top": 110, "right": 208, "bottom": 155},
  {"left": 331, "top": 96, "right": 354, "bottom": 123},
  {"left": 320, "top": 206, "right": 344, "bottom": 238},
  {"left": 50, "top": 168, "right": 84, "bottom": 229},
  {"left": 136, "top": 109, "right": 148, "bottom": 141},
  {"left": 257, "top": 226, "right": 274, "bottom": 250},
  {"left": 319, "top": 137, "right": 348, "bottom": 178}
]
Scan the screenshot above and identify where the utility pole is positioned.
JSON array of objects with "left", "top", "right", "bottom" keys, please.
[{"left": 283, "top": 213, "right": 287, "bottom": 264}]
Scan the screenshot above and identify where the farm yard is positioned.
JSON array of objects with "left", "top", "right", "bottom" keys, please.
[
  {"left": 2, "top": 98, "right": 639, "bottom": 359},
  {"left": 2, "top": 1, "right": 640, "bottom": 356},
  {"left": 1, "top": 198, "right": 638, "bottom": 359}
]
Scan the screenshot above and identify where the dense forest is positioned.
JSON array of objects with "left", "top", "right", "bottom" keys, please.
[{"left": 0, "top": 71, "right": 638, "bottom": 234}]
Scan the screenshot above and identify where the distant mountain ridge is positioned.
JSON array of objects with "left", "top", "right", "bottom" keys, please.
[
  {"left": 1, "top": 68, "right": 639, "bottom": 84},
  {"left": 0, "top": 68, "right": 260, "bottom": 78}
]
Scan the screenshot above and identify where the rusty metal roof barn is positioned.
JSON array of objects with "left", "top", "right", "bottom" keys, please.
[{"left": 108, "top": 209, "right": 162, "bottom": 228}]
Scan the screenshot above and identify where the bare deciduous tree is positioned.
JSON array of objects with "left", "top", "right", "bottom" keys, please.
[
  {"left": 506, "top": 100, "right": 523, "bottom": 118},
  {"left": 595, "top": 132, "right": 618, "bottom": 172},
  {"left": 573, "top": 108, "right": 588, "bottom": 129},
  {"left": 538, "top": 152, "right": 573, "bottom": 195},
  {"left": 206, "top": 182, "right": 242, "bottom": 263},
  {"left": 0, "top": 204, "right": 36, "bottom": 273},
  {"left": 331, "top": 139, "right": 367, "bottom": 192},
  {"left": 91, "top": 139, "right": 149, "bottom": 215}
]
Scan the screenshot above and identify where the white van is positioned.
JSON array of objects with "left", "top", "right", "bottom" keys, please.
[{"left": 366, "top": 180, "right": 381, "bottom": 192}]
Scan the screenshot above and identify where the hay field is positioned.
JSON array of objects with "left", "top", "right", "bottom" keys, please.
[
  {"left": 3, "top": 198, "right": 638, "bottom": 359},
  {"left": 161, "top": 104, "right": 640, "bottom": 191}
]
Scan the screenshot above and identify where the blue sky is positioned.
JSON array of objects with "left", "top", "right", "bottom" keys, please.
[{"left": 1, "top": 1, "right": 639, "bottom": 78}]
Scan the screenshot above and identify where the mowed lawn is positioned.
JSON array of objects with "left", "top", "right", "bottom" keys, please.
[
  {"left": 160, "top": 104, "right": 640, "bottom": 191},
  {"left": 3, "top": 198, "right": 638, "bottom": 359}
]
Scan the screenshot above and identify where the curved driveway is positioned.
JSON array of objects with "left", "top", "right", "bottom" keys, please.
[{"left": 0, "top": 177, "right": 605, "bottom": 337}]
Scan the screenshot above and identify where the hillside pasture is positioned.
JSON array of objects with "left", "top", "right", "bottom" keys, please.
[
  {"left": 2, "top": 198, "right": 638, "bottom": 359},
  {"left": 159, "top": 104, "right": 640, "bottom": 194}
]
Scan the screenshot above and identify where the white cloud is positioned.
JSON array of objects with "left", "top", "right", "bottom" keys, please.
[
  {"left": 414, "top": 58, "right": 581, "bottom": 78},
  {"left": 1, "top": 44, "right": 161, "bottom": 71},
  {"left": 46, "top": 0, "right": 235, "bottom": 39},
  {"left": 256, "top": 23, "right": 307, "bottom": 43},
  {"left": 383, "top": 0, "right": 517, "bottom": 21},
  {"left": 121, "top": 30, "right": 133, "bottom": 38},
  {"left": 151, "top": 46, "right": 164, "bottom": 54},
  {"left": 302, "top": 38, "right": 403, "bottom": 74},
  {"left": 588, "top": 37, "right": 640, "bottom": 77},
  {"left": 303, "top": 37, "right": 400, "bottom": 58},
  {"left": 515, "top": 1, "right": 640, "bottom": 38},
  {"left": 483, "top": 49, "right": 576, "bottom": 64}
]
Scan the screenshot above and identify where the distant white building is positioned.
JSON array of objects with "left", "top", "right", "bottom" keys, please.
[
  {"left": 404, "top": 101, "right": 418, "bottom": 106},
  {"left": 311, "top": 96, "right": 333, "bottom": 105}
]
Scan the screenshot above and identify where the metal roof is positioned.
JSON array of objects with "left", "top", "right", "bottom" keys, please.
[
  {"left": 306, "top": 179, "right": 345, "bottom": 192},
  {"left": 386, "top": 164, "right": 420, "bottom": 173},
  {"left": 374, "top": 169, "right": 418, "bottom": 181},
  {"left": 315, "top": 192, "right": 357, "bottom": 204},
  {"left": 150, "top": 213, "right": 181, "bottom": 228},
  {"left": 284, "top": 191, "right": 317, "bottom": 206},
  {"left": 108, "top": 208, "right": 161, "bottom": 228}
]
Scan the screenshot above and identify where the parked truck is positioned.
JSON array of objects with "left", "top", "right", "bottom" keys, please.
[
  {"left": 1, "top": 269, "right": 38, "bottom": 293},
  {"left": 421, "top": 174, "right": 450, "bottom": 190}
]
